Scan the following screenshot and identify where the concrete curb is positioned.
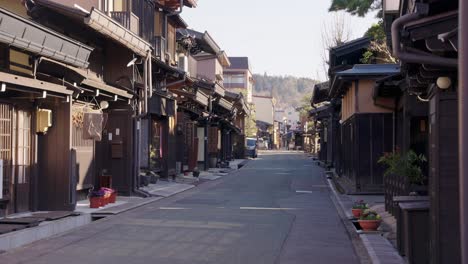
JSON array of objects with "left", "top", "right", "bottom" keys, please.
[
  {"left": 326, "top": 177, "right": 406, "bottom": 264},
  {"left": 326, "top": 178, "right": 374, "bottom": 264},
  {"left": 0, "top": 213, "right": 91, "bottom": 252}
]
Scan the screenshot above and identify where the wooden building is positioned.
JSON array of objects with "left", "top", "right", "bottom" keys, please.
[
  {"left": 0, "top": 2, "right": 94, "bottom": 215},
  {"left": 329, "top": 64, "right": 400, "bottom": 193},
  {"left": 0, "top": 0, "right": 199, "bottom": 216},
  {"left": 383, "top": 0, "right": 460, "bottom": 262}
]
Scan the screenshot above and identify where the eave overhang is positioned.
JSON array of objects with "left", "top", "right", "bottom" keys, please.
[
  {"left": 329, "top": 64, "right": 400, "bottom": 98},
  {"left": 85, "top": 8, "right": 151, "bottom": 57},
  {"left": 0, "top": 7, "right": 93, "bottom": 68},
  {"left": 37, "top": 57, "right": 133, "bottom": 99},
  {"left": 0, "top": 71, "right": 72, "bottom": 95}
]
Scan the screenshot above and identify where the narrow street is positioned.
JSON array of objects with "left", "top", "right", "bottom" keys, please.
[{"left": 2, "top": 151, "right": 359, "bottom": 264}]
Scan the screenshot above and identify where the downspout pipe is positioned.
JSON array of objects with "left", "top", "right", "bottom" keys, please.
[
  {"left": 460, "top": 0, "right": 468, "bottom": 262},
  {"left": 144, "top": 55, "right": 149, "bottom": 114},
  {"left": 391, "top": 12, "right": 458, "bottom": 68},
  {"left": 148, "top": 50, "right": 153, "bottom": 99}
]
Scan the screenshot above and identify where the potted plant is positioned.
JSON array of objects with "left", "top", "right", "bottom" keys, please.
[
  {"left": 101, "top": 187, "right": 115, "bottom": 204},
  {"left": 378, "top": 149, "right": 427, "bottom": 194},
  {"left": 140, "top": 172, "right": 150, "bottom": 186},
  {"left": 193, "top": 167, "right": 200, "bottom": 178},
  {"left": 148, "top": 171, "right": 160, "bottom": 184},
  {"left": 358, "top": 209, "right": 382, "bottom": 231},
  {"left": 352, "top": 200, "right": 368, "bottom": 218},
  {"left": 109, "top": 189, "right": 117, "bottom": 203},
  {"left": 89, "top": 189, "right": 105, "bottom": 208}
]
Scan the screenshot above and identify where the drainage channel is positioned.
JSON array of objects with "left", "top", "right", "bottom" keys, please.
[{"left": 350, "top": 219, "right": 383, "bottom": 235}]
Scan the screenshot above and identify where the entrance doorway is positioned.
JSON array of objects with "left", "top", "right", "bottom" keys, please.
[{"left": 0, "top": 103, "right": 32, "bottom": 214}]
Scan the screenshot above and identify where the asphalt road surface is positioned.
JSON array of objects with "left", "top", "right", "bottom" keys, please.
[{"left": 2, "top": 151, "right": 360, "bottom": 264}]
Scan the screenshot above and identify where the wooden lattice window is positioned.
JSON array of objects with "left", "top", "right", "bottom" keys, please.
[
  {"left": 0, "top": 104, "right": 12, "bottom": 199},
  {"left": 150, "top": 119, "right": 162, "bottom": 170}
]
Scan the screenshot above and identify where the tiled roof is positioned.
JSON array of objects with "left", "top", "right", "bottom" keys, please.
[{"left": 227, "top": 57, "right": 250, "bottom": 70}]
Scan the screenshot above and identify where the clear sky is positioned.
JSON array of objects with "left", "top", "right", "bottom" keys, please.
[{"left": 183, "top": 0, "right": 379, "bottom": 80}]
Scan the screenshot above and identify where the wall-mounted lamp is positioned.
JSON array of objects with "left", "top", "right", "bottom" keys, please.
[
  {"left": 95, "top": 89, "right": 100, "bottom": 97},
  {"left": 41, "top": 91, "right": 47, "bottom": 98},
  {"left": 1, "top": 83, "right": 6, "bottom": 92},
  {"left": 114, "top": 95, "right": 118, "bottom": 101},
  {"left": 339, "top": 120, "right": 343, "bottom": 124},
  {"left": 383, "top": 0, "right": 400, "bottom": 13},
  {"left": 100, "top": 101, "right": 109, "bottom": 110},
  {"left": 436, "top": 77, "right": 452, "bottom": 89},
  {"left": 127, "top": 57, "right": 143, "bottom": 67}
]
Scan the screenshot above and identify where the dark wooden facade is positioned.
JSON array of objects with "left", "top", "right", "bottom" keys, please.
[
  {"left": 340, "top": 113, "right": 393, "bottom": 193},
  {"left": 383, "top": 0, "right": 460, "bottom": 262}
]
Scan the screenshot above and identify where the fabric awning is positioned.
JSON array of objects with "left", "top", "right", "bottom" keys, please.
[
  {"left": 0, "top": 7, "right": 93, "bottom": 68},
  {"left": 0, "top": 72, "right": 72, "bottom": 95}
]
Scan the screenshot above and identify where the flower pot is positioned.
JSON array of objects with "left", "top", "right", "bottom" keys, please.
[
  {"left": 358, "top": 220, "right": 382, "bottom": 231},
  {"left": 89, "top": 197, "right": 101, "bottom": 208},
  {"left": 109, "top": 192, "right": 117, "bottom": 203},
  {"left": 352, "top": 209, "right": 363, "bottom": 218},
  {"left": 102, "top": 196, "right": 109, "bottom": 206},
  {"left": 140, "top": 175, "right": 150, "bottom": 186},
  {"left": 409, "top": 184, "right": 428, "bottom": 196},
  {"left": 150, "top": 175, "right": 159, "bottom": 184}
]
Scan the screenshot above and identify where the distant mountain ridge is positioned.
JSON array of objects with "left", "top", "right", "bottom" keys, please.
[{"left": 253, "top": 74, "right": 318, "bottom": 109}]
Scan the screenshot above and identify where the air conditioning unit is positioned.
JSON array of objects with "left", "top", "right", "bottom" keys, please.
[{"left": 36, "top": 109, "right": 52, "bottom": 134}]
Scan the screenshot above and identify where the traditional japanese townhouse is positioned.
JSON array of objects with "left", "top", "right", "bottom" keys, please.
[
  {"left": 0, "top": 3, "right": 94, "bottom": 215},
  {"left": 167, "top": 28, "right": 218, "bottom": 174},
  {"left": 329, "top": 64, "right": 400, "bottom": 193},
  {"left": 309, "top": 81, "right": 331, "bottom": 162},
  {"left": 313, "top": 38, "right": 370, "bottom": 170},
  {"left": 45, "top": 0, "right": 197, "bottom": 182},
  {"left": 383, "top": 0, "right": 460, "bottom": 262},
  {"left": 224, "top": 91, "right": 249, "bottom": 159},
  {"left": 23, "top": 0, "right": 154, "bottom": 200},
  {"left": 252, "top": 95, "right": 274, "bottom": 148},
  {"left": 175, "top": 29, "right": 232, "bottom": 168},
  {"left": 142, "top": 1, "right": 196, "bottom": 179}
]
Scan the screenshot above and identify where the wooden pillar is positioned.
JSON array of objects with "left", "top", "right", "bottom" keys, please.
[{"left": 429, "top": 90, "right": 460, "bottom": 264}]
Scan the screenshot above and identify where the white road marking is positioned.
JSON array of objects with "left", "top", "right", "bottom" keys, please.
[
  {"left": 239, "top": 207, "right": 299, "bottom": 210},
  {"left": 159, "top": 207, "right": 190, "bottom": 210},
  {"left": 296, "top": 190, "right": 313, "bottom": 194}
]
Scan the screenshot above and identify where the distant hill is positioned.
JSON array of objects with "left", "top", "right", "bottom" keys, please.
[{"left": 253, "top": 74, "right": 318, "bottom": 109}]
